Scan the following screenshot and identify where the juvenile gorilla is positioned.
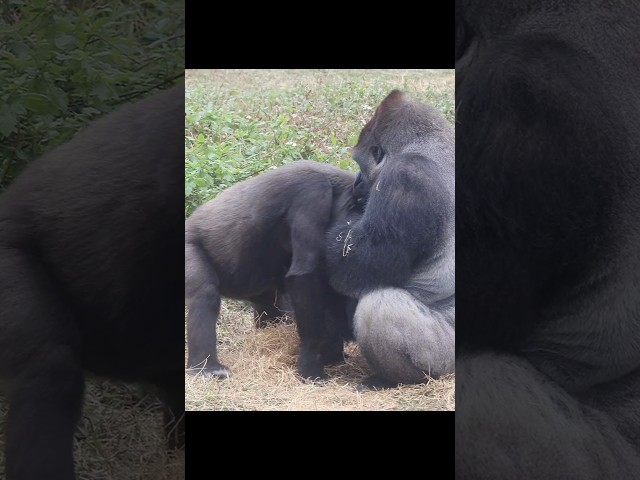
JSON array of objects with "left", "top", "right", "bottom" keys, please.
[
  {"left": 185, "top": 160, "right": 360, "bottom": 380},
  {"left": 456, "top": 1, "right": 640, "bottom": 477},
  {"left": 0, "top": 86, "right": 184, "bottom": 480},
  {"left": 327, "top": 91, "right": 455, "bottom": 384}
]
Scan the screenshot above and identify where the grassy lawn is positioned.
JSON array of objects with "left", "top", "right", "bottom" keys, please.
[
  {"left": 185, "top": 69, "right": 454, "bottom": 216},
  {"left": 185, "top": 69, "right": 455, "bottom": 411}
]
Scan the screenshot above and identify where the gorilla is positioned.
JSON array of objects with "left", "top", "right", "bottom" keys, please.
[
  {"left": 185, "top": 160, "right": 360, "bottom": 380},
  {"left": 326, "top": 90, "right": 455, "bottom": 385},
  {"left": 456, "top": 1, "right": 640, "bottom": 477},
  {"left": 0, "top": 86, "right": 184, "bottom": 480}
]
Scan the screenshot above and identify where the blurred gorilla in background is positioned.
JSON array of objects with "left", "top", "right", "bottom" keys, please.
[
  {"left": 456, "top": 1, "right": 640, "bottom": 477},
  {"left": 0, "top": 85, "right": 184, "bottom": 480}
]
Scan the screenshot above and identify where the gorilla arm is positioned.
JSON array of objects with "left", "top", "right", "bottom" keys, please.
[{"left": 327, "top": 153, "right": 449, "bottom": 298}]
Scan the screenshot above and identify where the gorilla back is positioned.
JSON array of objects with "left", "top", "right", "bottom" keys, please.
[
  {"left": 0, "top": 85, "right": 184, "bottom": 479},
  {"left": 327, "top": 91, "right": 455, "bottom": 384}
]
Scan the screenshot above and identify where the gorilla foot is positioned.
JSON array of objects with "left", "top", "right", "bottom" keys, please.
[
  {"left": 186, "top": 362, "right": 231, "bottom": 379},
  {"left": 298, "top": 373, "right": 329, "bottom": 385},
  {"left": 296, "top": 354, "right": 328, "bottom": 381},
  {"left": 297, "top": 369, "right": 328, "bottom": 382}
]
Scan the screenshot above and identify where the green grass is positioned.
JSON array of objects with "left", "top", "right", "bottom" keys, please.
[
  {"left": 185, "top": 69, "right": 454, "bottom": 216},
  {"left": 0, "top": 0, "right": 184, "bottom": 189}
]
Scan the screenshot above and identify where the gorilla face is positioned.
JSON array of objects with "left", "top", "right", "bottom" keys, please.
[
  {"left": 351, "top": 90, "right": 450, "bottom": 189},
  {"left": 351, "top": 118, "right": 387, "bottom": 189}
]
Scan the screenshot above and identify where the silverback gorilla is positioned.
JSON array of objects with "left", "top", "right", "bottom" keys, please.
[
  {"left": 456, "top": 1, "right": 640, "bottom": 477},
  {"left": 0, "top": 86, "right": 184, "bottom": 480},
  {"left": 326, "top": 91, "right": 455, "bottom": 384},
  {"left": 185, "top": 160, "right": 359, "bottom": 380}
]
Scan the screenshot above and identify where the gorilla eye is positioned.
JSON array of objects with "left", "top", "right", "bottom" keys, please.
[{"left": 371, "top": 146, "right": 385, "bottom": 164}]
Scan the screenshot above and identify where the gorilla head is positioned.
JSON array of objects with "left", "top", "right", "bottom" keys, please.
[{"left": 351, "top": 90, "right": 453, "bottom": 192}]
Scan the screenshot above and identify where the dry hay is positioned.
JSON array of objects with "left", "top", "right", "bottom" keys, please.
[
  {"left": 0, "top": 380, "right": 184, "bottom": 480},
  {"left": 186, "top": 300, "right": 455, "bottom": 411}
]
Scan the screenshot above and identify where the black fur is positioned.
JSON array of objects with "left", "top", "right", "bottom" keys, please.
[
  {"left": 243, "top": 288, "right": 292, "bottom": 327},
  {"left": 0, "top": 85, "right": 185, "bottom": 479},
  {"left": 326, "top": 91, "right": 455, "bottom": 384},
  {"left": 185, "top": 160, "right": 360, "bottom": 380},
  {"left": 456, "top": 1, "right": 640, "bottom": 477}
]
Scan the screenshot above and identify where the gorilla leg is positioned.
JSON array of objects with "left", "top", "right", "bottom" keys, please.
[
  {"left": 152, "top": 373, "right": 185, "bottom": 450},
  {"left": 319, "top": 288, "right": 353, "bottom": 365},
  {"left": 0, "top": 248, "right": 85, "bottom": 480},
  {"left": 6, "top": 348, "right": 85, "bottom": 480},
  {"left": 284, "top": 187, "right": 343, "bottom": 380},
  {"left": 354, "top": 288, "right": 454, "bottom": 384},
  {"left": 185, "top": 241, "right": 229, "bottom": 377},
  {"left": 285, "top": 274, "right": 344, "bottom": 380}
]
